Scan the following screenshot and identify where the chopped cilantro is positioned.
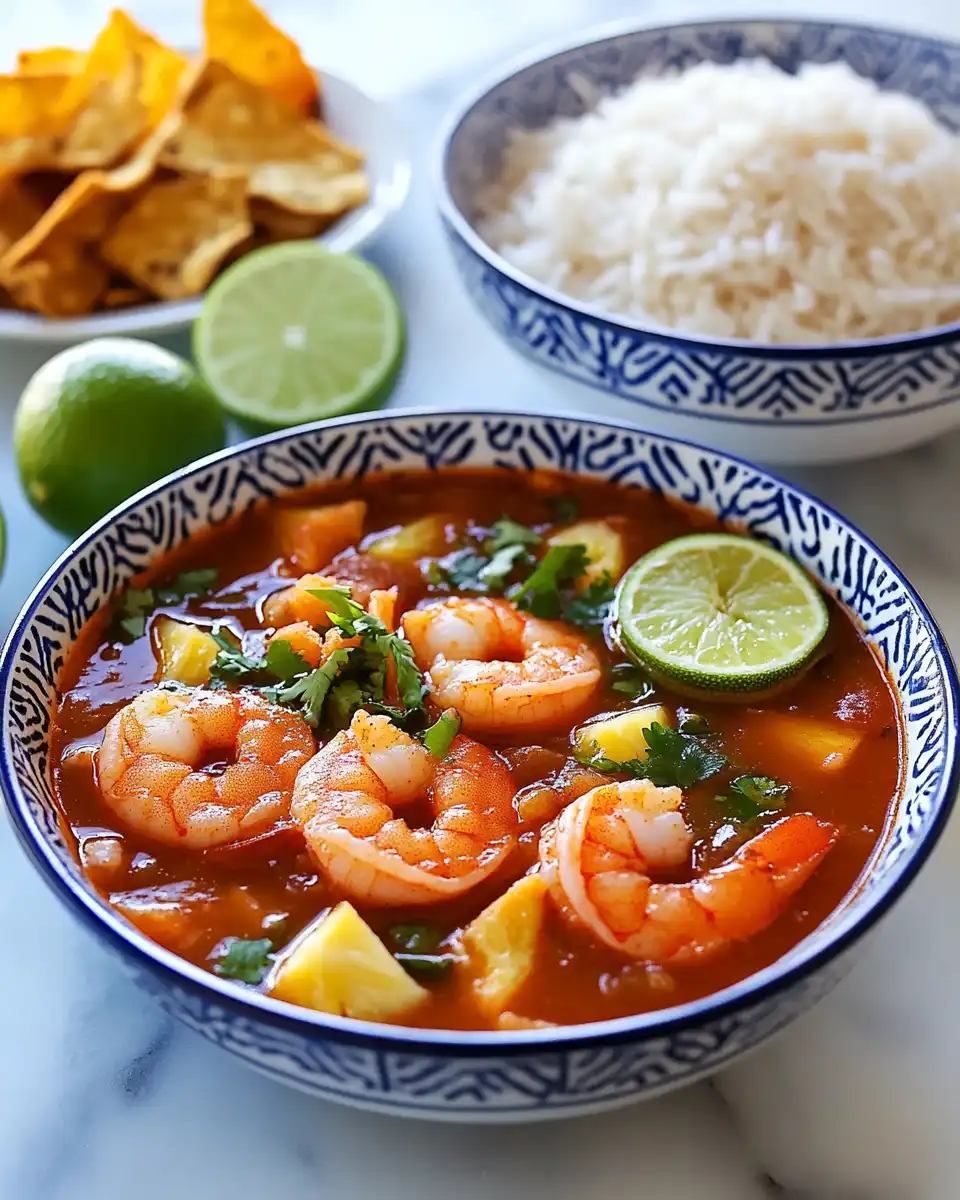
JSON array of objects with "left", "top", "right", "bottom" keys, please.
[
  {"left": 486, "top": 516, "right": 541, "bottom": 552},
  {"left": 270, "top": 648, "right": 352, "bottom": 727},
  {"left": 422, "top": 709, "right": 461, "bottom": 758},
  {"left": 609, "top": 663, "right": 655, "bottom": 701},
  {"left": 111, "top": 570, "right": 218, "bottom": 644},
  {"left": 326, "top": 679, "right": 366, "bottom": 729},
  {"left": 548, "top": 495, "right": 581, "bottom": 523},
  {"left": 209, "top": 627, "right": 266, "bottom": 681},
  {"left": 211, "top": 937, "right": 273, "bottom": 985},
  {"left": 641, "top": 721, "right": 727, "bottom": 788},
  {"left": 388, "top": 924, "right": 454, "bottom": 980},
  {"left": 263, "top": 638, "right": 310, "bottom": 683},
  {"left": 576, "top": 720, "right": 727, "bottom": 789},
  {"left": 395, "top": 953, "right": 455, "bottom": 981},
  {"left": 425, "top": 550, "right": 491, "bottom": 592},
  {"left": 389, "top": 924, "right": 443, "bottom": 954},
  {"left": 561, "top": 573, "right": 616, "bottom": 630},
  {"left": 715, "top": 775, "right": 791, "bottom": 823},
  {"left": 381, "top": 632, "right": 427, "bottom": 710},
  {"left": 513, "top": 543, "right": 590, "bottom": 619},
  {"left": 479, "top": 542, "right": 534, "bottom": 590}
]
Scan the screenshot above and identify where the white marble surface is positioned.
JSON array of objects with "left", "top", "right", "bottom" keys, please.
[{"left": 2, "top": 2, "right": 960, "bottom": 1198}]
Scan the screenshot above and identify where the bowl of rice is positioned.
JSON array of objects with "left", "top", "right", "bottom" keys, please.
[{"left": 436, "top": 18, "right": 960, "bottom": 464}]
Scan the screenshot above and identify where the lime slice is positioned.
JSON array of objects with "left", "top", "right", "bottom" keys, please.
[
  {"left": 615, "top": 533, "right": 829, "bottom": 695},
  {"left": 193, "top": 243, "right": 404, "bottom": 432}
]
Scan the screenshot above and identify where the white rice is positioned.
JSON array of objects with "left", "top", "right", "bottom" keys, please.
[{"left": 479, "top": 60, "right": 960, "bottom": 343}]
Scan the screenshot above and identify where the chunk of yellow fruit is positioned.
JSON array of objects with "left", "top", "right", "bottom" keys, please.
[
  {"left": 548, "top": 520, "right": 625, "bottom": 589},
  {"left": 759, "top": 712, "right": 863, "bottom": 772},
  {"left": 278, "top": 500, "right": 366, "bottom": 571},
  {"left": 367, "top": 515, "right": 447, "bottom": 563},
  {"left": 270, "top": 902, "right": 428, "bottom": 1021},
  {"left": 155, "top": 616, "right": 219, "bottom": 686},
  {"left": 462, "top": 873, "right": 548, "bottom": 1013},
  {"left": 575, "top": 703, "right": 672, "bottom": 764}
]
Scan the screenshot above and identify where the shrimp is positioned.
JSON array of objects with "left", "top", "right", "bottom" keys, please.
[
  {"left": 266, "top": 587, "right": 398, "bottom": 667},
  {"left": 291, "top": 709, "right": 517, "bottom": 905},
  {"left": 401, "top": 597, "right": 602, "bottom": 735},
  {"left": 97, "top": 688, "right": 315, "bottom": 849},
  {"left": 540, "top": 778, "right": 837, "bottom": 965}
]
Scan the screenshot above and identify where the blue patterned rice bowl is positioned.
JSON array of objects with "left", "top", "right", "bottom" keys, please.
[
  {"left": 2, "top": 410, "right": 957, "bottom": 1120},
  {"left": 436, "top": 19, "right": 960, "bottom": 466}
]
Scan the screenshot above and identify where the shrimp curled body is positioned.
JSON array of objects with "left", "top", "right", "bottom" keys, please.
[
  {"left": 402, "top": 597, "right": 602, "bottom": 735},
  {"left": 291, "top": 710, "right": 518, "bottom": 905},
  {"left": 98, "top": 688, "right": 315, "bottom": 849},
  {"left": 540, "top": 779, "right": 837, "bottom": 965}
]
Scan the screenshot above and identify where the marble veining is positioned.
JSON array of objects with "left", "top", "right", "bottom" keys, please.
[{"left": 2, "top": 0, "right": 960, "bottom": 1197}]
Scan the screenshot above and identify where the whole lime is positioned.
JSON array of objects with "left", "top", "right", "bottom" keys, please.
[{"left": 14, "top": 338, "right": 226, "bottom": 538}]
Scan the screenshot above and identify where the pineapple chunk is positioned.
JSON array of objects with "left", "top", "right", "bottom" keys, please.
[
  {"left": 278, "top": 500, "right": 366, "bottom": 571},
  {"left": 548, "top": 520, "right": 625, "bottom": 589},
  {"left": 462, "top": 874, "right": 548, "bottom": 1013},
  {"left": 155, "top": 615, "right": 219, "bottom": 686},
  {"left": 270, "top": 902, "right": 428, "bottom": 1021},
  {"left": 758, "top": 712, "right": 863, "bottom": 772},
  {"left": 575, "top": 703, "right": 672, "bottom": 764},
  {"left": 368, "top": 515, "right": 447, "bottom": 563}
]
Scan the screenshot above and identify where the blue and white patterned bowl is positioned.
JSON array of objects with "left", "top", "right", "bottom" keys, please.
[
  {"left": 2, "top": 410, "right": 957, "bottom": 1121},
  {"left": 436, "top": 19, "right": 960, "bottom": 466}
]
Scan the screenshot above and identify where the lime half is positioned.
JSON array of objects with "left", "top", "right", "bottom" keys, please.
[
  {"left": 193, "top": 243, "right": 404, "bottom": 432},
  {"left": 616, "top": 533, "right": 829, "bottom": 695}
]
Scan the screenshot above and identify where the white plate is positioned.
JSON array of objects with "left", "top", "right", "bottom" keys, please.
[{"left": 0, "top": 70, "right": 411, "bottom": 345}]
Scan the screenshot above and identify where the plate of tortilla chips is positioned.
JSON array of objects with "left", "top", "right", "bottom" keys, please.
[{"left": 0, "top": 0, "right": 410, "bottom": 341}]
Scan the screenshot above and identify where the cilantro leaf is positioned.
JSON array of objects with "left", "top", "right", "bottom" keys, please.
[
  {"left": 263, "top": 638, "right": 310, "bottom": 684},
  {"left": 487, "top": 517, "right": 541, "bottom": 552},
  {"left": 382, "top": 634, "right": 427, "bottom": 709},
  {"left": 395, "top": 953, "right": 455, "bottom": 981},
  {"left": 270, "top": 648, "right": 352, "bottom": 727},
  {"left": 211, "top": 937, "right": 273, "bottom": 985},
  {"left": 548, "top": 495, "right": 580, "bottom": 523},
  {"left": 157, "top": 568, "right": 219, "bottom": 604},
  {"left": 513, "top": 543, "right": 590, "bottom": 619},
  {"left": 111, "top": 570, "right": 218, "bottom": 644},
  {"left": 389, "top": 924, "right": 443, "bottom": 954},
  {"left": 209, "top": 627, "right": 266, "bottom": 681},
  {"left": 641, "top": 721, "right": 727, "bottom": 788},
  {"left": 609, "top": 662, "right": 655, "bottom": 701},
  {"left": 422, "top": 709, "right": 461, "bottom": 758},
  {"left": 478, "top": 542, "right": 534, "bottom": 590},
  {"left": 561, "top": 573, "right": 616, "bottom": 630},
  {"left": 326, "top": 679, "right": 366, "bottom": 729},
  {"left": 575, "top": 721, "right": 727, "bottom": 789},
  {"left": 426, "top": 550, "right": 491, "bottom": 593},
  {"left": 715, "top": 775, "right": 790, "bottom": 823}
]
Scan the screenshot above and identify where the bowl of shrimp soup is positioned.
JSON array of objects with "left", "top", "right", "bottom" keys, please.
[{"left": 2, "top": 410, "right": 956, "bottom": 1121}]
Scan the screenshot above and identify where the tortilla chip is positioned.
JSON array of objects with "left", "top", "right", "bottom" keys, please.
[
  {"left": 248, "top": 161, "right": 368, "bottom": 216},
  {"left": 0, "top": 74, "right": 75, "bottom": 174},
  {"left": 158, "top": 60, "right": 338, "bottom": 175},
  {"left": 0, "top": 176, "right": 48, "bottom": 256},
  {"left": 248, "top": 196, "right": 328, "bottom": 239},
  {"left": 1, "top": 134, "right": 161, "bottom": 317},
  {"left": 203, "top": 0, "right": 318, "bottom": 114},
  {"left": 17, "top": 47, "right": 86, "bottom": 76},
  {"left": 103, "top": 173, "right": 251, "bottom": 300},
  {"left": 107, "top": 11, "right": 188, "bottom": 130}
]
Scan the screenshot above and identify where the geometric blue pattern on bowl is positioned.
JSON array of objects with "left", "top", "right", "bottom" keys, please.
[
  {"left": 438, "top": 20, "right": 960, "bottom": 428},
  {"left": 2, "top": 411, "right": 957, "bottom": 1119}
]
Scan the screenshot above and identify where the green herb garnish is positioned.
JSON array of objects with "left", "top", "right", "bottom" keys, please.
[
  {"left": 263, "top": 638, "right": 311, "bottom": 684},
  {"left": 269, "top": 648, "right": 352, "bottom": 727},
  {"left": 395, "top": 953, "right": 455, "bottom": 980},
  {"left": 388, "top": 925, "right": 455, "bottom": 980},
  {"left": 111, "top": 570, "right": 218, "bottom": 643},
  {"left": 715, "top": 775, "right": 791, "bottom": 822},
  {"left": 209, "top": 627, "right": 267, "bottom": 681},
  {"left": 211, "top": 937, "right": 273, "bottom": 985},
  {"left": 422, "top": 709, "right": 461, "bottom": 758},
  {"left": 576, "top": 720, "right": 727, "bottom": 789},
  {"left": 561, "top": 573, "right": 616, "bottom": 630},
  {"left": 676, "top": 708, "right": 710, "bottom": 735},
  {"left": 512, "top": 543, "right": 590, "bottom": 619},
  {"left": 486, "top": 516, "right": 541, "bottom": 552}
]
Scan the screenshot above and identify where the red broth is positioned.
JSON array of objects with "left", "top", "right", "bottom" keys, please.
[{"left": 49, "top": 469, "right": 900, "bottom": 1030}]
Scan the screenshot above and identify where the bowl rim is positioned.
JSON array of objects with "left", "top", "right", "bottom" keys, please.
[
  {"left": 0, "top": 68, "right": 412, "bottom": 344},
  {"left": 434, "top": 14, "right": 960, "bottom": 361},
  {"left": 3, "top": 405, "right": 958, "bottom": 1056}
]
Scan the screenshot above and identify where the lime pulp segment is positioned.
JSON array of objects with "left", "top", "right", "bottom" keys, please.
[
  {"left": 193, "top": 243, "right": 404, "bottom": 428},
  {"left": 615, "top": 533, "right": 829, "bottom": 693}
]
